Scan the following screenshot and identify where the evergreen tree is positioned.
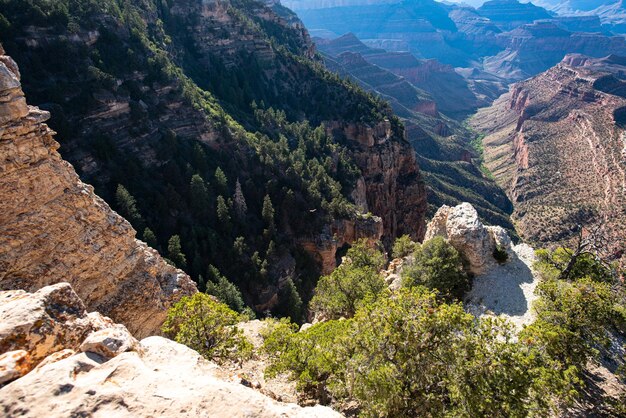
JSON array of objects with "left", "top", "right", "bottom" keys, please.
[
  {"left": 216, "top": 195, "right": 231, "bottom": 225},
  {"left": 115, "top": 184, "right": 142, "bottom": 226},
  {"left": 276, "top": 278, "right": 303, "bottom": 322},
  {"left": 190, "top": 174, "right": 209, "bottom": 216},
  {"left": 233, "top": 178, "right": 247, "bottom": 220},
  {"left": 205, "top": 265, "right": 247, "bottom": 314},
  {"left": 262, "top": 194, "right": 275, "bottom": 238},
  {"left": 142, "top": 227, "right": 157, "bottom": 248},
  {"left": 214, "top": 167, "right": 228, "bottom": 193},
  {"left": 167, "top": 235, "right": 187, "bottom": 269}
]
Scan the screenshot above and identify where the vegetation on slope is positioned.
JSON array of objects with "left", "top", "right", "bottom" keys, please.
[
  {"left": 256, "top": 238, "right": 626, "bottom": 416},
  {"left": 0, "top": 0, "right": 403, "bottom": 316}
]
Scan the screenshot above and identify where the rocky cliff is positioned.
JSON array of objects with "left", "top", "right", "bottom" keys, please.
[
  {"left": 472, "top": 54, "right": 626, "bottom": 258},
  {"left": 0, "top": 283, "right": 339, "bottom": 417},
  {"left": 0, "top": 46, "right": 197, "bottom": 338}
]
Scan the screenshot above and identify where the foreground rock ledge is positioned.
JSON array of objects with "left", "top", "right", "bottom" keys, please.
[{"left": 0, "top": 283, "right": 340, "bottom": 418}]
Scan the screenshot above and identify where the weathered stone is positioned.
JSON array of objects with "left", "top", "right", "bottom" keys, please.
[
  {"left": 0, "top": 284, "right": 341, "bottom": 417},
  {"left": 80, "top": 325, "right": 139, "bottom": 359},
  {"left": 0, "top": 283, "right": 105, "bottom": 375},
  {"left": 0, "top": 350, "right": 29, "bottom": 385},
  {"left": 0, "top": 50, "right": 197, "bottom": 338},
  {"left": 425, "top": 203, "right": 512, "bottom": 274}
]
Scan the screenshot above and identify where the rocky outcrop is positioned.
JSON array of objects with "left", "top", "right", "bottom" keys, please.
[
  {"left": 0, "top": 47, "right": 197, "bottom": 338},
  {"left": 477, "top": 0, "right": 552, "bottom": 31},
  {"left": 300, "top": 213, "right": 384, "bottom": 275},
  {"left": 0, "top": 284, "right": 340, "bottom": 417},
  {"left": 326, "top": 120, "right": 427, "bottom": 245},
  {"left": 425, "top": 203, "right": 512, "bottom": 274},
  {"left": 472, "top": 55, "right": 626, "bottom": 258}
]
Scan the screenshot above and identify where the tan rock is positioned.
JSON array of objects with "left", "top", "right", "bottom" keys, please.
[
  {"left": 80, "top": 325, "right": 139, "bottom": 359},
  {"left": 0, "top": 50, "right": 196, "bottom": 338},
  {"left": 0, "top": 350, "right": 30, "bottom": 385},
  {"left": 425, "top": 203, "right": 512, "bottom": 275},
  {"left": 0, "top": 284, "right": 341, "bottom": 417},
  {"left": 0, "top": 283, "right": 103, "bottom": 374}
]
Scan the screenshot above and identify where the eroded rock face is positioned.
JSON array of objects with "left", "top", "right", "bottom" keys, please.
[
  {"left": 425, "top": 203, "right": 512, "bottom": 274},
  {"left": 326, "top": 120, "right": 427, "bottom": 246},
  {"left": 0, "top": 284, "right": 340, "bottom": 417},
  {"left": 472, "top": 54, "right": 626, "bottom": 259},
  {"left": 300, "top": 213, "right": 384, "bottom": 275},
  {"left": 0, "top": 50, "right": 197, "bottom": 338}
]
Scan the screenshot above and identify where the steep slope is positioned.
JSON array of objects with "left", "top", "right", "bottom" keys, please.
[
  {"left": 316, "top": 34, "right": 515, "bottom": 231},
  {"left": 0, "top": 0, "right": 426, "bottom": 314},
  {"left": 485, "top": 21, "right": 626, "bottom": 80},
  {"left": 472, "top": 54, "right": 626, "bottom": 257},
  {"left": 0, "top": 46, "right": 196, "bottom": 338}
]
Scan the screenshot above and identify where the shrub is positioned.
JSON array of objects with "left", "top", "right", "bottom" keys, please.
[
  {"left": 310, "top": 240, "right": 386, "bottom": 319},
  {"left": 493, "top": 244, "right": 509, "bottom": 263},
  {"left": 402, "top": 236, "right": 470, "bottom": 300},
  {"left": 162, "top": 293, "right": 252, "bottom": 363},
  {"left": 521, "top": 277, "right": 616, "bottom": 367},
  {"left": 391, "top": 234, "right": 419, "bottom": 259},
  {"left": 265, "top": 288, "right": 572, "bottom": 417},
  {"left": 263, "top": 318, "right": 352, "bottom": 402}
]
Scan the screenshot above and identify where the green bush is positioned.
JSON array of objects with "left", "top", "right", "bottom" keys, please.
[
  {"left": 391, "top": 234, "right": 419, "bottom": 259},
  {"left": 263, "top": 318, "right": 352, "bottom": 402},
  {"left": 401, "top": 236, "right": 470, "bottom": 300},
  {"left": 309, "top": 240, "right": 386, "bottom": 319},
  {"left": 521, "top": 277, "right": 616, "bottom": 367},
  {"left": 265, "top": 288, "right": 573, "bottom": 417},
  {"left": 162, "top": 293, "right": 252, "bottom": 363}
]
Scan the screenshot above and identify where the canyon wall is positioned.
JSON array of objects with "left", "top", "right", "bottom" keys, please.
[
  {"left": 0, "top": 46, "right": 197, "bottom": 338},
  {"left": 472, "top": 54, "right": 626, "bottom": 259}
]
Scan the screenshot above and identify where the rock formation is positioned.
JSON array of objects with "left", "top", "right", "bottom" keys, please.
[
  {"left": 0, "top": 283, "right": 339, "bottom": 417},
  {"left": 300, "top": 213, "right": 384, "bottom": 274},
  {"left": 477, "top": 0, "right": 552, "bottom": 31},
  {"left": 472, "top": 54, "right": 626, "bottom": 259},
  {"left": 0, "top": 46, "right": 196, "bottom": 338},
  {"left": 425, "top": 202, "right": 512, "bottom": 274}
]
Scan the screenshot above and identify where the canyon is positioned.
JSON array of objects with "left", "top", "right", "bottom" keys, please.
[
  {"left": 472, "top": 54, "right": 626, "bottom": 260},
  {"left": 1, "top": 0, "right": 427, "bottom": 313}
]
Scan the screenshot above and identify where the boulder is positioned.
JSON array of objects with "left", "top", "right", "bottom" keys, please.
[
  {"left": 425, "top": 203, "right": 512, "bottom": 274},
  {"left": 80, "top": 325, "right": 139, "bottom": 359},
  {"left": 0, "top": 283, "right": 105, "bottom": 374}
]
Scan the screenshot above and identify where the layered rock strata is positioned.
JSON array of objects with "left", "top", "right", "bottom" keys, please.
[
  {"left": 0, "top": 283, "right": 339, "bottom": 417},
  {"left": 0, "top": 46, "right": 196, "bottom": 338},
  {"left": 473, "top": 54, "right": 626, "bottom": 259}
]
